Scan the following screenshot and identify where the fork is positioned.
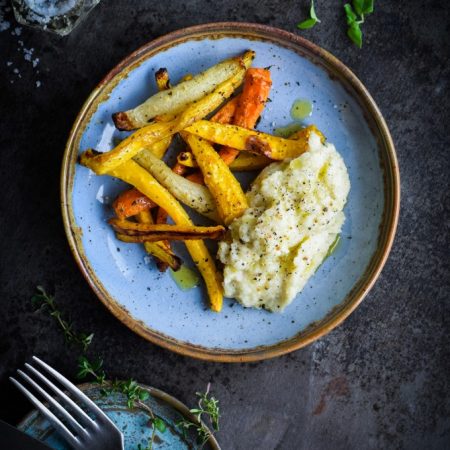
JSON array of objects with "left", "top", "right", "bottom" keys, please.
[{"left": 10, "top": 356, "right": 124, "bottom": 450}]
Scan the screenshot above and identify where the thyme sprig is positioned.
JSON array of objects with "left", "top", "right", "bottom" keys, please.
[
  {"left": 33, "top": 286, "right": 218, "bottom": 449},
  {"left": 177, "top": 383, "right": 220, "bottom": 447},
  {"left": 32, "top": 287, "right": 162, "bottom": 450},
  {"left": 77, "top": 356, "right": 106, "bottom": 384},
  {"left": 32, "top": 286, "right": 93, "bottom": 352}
]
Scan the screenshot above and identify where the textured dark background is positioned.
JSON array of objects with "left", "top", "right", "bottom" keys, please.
[{"left": 0, "top": 1, "right": 449, "bottom": 449}]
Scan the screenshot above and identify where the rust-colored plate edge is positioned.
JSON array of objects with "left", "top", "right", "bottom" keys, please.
[{"left": 61, "top": 22, "right": 400, "bottom": 363}]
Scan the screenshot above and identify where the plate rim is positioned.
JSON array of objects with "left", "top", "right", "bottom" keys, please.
[
  {"left": 17, "top": 381, "right": 221, "bottom": 449},
  {"left": 60, "top": 22, "right": 400, "bottom": 362}
]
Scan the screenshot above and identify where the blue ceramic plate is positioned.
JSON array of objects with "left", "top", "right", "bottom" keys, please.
[
  {"left": 61, "top": 23, "right": 399, "bottom": 361},
  {"left": 18, "top": 383, "right": 220, "bottom": 449}
]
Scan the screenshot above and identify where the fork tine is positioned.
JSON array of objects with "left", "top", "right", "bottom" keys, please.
[
  {"left": 25, "top": 363, "right": 95, "bottom": 429},
  {"left": 10, "top": 377, "right": 80, "bottom": 449},
  {"left": 17, "top": 369, "right": 87, "bottom": 437},
  {"left": 32, "top": 356, "right": 112, "bottom": 424}
]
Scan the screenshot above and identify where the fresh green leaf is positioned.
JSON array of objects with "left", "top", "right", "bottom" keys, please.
[
  {"left": 32, "top": 285, "right": 169, "bottom": 450},
  {"left": 297, "top": 0, "right": 320, "bottom": 30},
  {"left": 310, "top": 0, "right": 320, "bottom": 22},
  {"left": 347, "top": 21, "right": 363, "bottom": 48},
  {"left": 32, "top": 286, "right": 94, "bottom": 352},
  {"left": 352, "top": 0, "right": 364, "bottom": 16},
  {"left": 176, "top": 384, "right": 220, "bottom": 447},
  {"left": 297, "top": 18, "right": 317, "bottom": 30},
  {"left": 344, "top": 3, "right": 357, "bottom": 24},
  {"left": 362, "top": 0, "right": 374, "bottom": 14},
  {"left": 139, "top": 390, "right": 150, "bottom": 401},
  {"left": 153, "top": 417, "right": 167, "bottom": 433},
  {"left": 77, "top": 356, "right": 106, "bottom": 383}
]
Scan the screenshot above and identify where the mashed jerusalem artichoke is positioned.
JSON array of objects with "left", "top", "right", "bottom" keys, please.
[{"left": 218, "top": 133, "right": 351, "bottom": 312}]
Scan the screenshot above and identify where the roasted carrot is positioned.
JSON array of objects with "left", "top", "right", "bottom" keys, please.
[
  {"left": 172, "top": 161, "right": 189, "bottom": 176},
  {"left": 210, "top": 95, "right": 240, "bottom": 124},
  {"left": 112, "top": 188, "right": 156, "bottom": 220},
  {"left": 218, "top": 68, "right": 272, "bottom": 165},
  {"left": 185, "top": 171, "right": 205, "bottom": 184},
  {"left": 183, "top": 69, "right": 272, "bottom": 183},
  {"left": 136, "top": 210, "right": 182, "bottom": 272},
  {"left": 109, "top": 219, "right": 226, "bottom": 242}
]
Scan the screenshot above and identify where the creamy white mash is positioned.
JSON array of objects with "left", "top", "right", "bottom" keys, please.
[{"left": 218, "top": 133, "right": 350, "bottom": 311}]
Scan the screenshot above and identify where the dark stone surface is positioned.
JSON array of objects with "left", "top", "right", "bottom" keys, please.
[{"left": 0, "top": 1, "right": 449, "bottom": 449}]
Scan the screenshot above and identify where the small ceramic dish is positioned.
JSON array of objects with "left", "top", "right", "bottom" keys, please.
[
  {"left": 61, "top": 23, "right": 400, "bottom": 362},
  {"left": 18, "top": 382, "right": 220, "bottom": 449}
]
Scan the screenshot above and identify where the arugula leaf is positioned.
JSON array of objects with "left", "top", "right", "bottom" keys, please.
[
  {"left": 297, "top": 0, "right": 320, "bottom": 30},
  {"left": 347, "top": 22, "right": 363, "bottom": 48}
]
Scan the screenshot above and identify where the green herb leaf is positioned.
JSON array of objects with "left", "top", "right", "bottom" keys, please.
[
  {"left": 77, "top": 356, "right": 106, "bottom": 384},
  {"left": 344, "top": 3, "right": 357, "bottom": 24},
  {"left": 297, "top": 18, "right": 317, "bottom": 30},
  {"left": 362, "top": 0, "right": 374, "bottom": 14},
  {"left": 153, "top": 417, "right": 167, "bottom": 433},
  {"left": 32, "top": 286, "right": 95, "bottom": 352},
  {"left": 347, "top": 21, "right": 363, "bottom": 48},
  {"left": 176, "top": 384, "right": 220, "bottom": 446},
  {"left": 297, "top": 0, "right": 320, "bottom": 30},
  {"left": 352, "top": 0, "right": 364, "bottom": 16},
  {"left": 310, "top": 0, "right": 320, "bottom": 21},
  {"left": 32, "top": 285, "right": 168, "bottom": 450}
]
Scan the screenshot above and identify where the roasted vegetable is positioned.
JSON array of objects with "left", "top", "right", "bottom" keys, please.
[
  {"left": 152, "top": 67, "right": 175, "bottom": 254},
  {"left": 148, "top": 67, "right": 174, "bottom": 157},
  {"left": 177, "top": 151, "right": 273, "bottom": 172},
  {"left": 80, "top": 60, "right": 252, "bottom": 175},
  {"left": 177, "top": 151, "right": 198, "bottom": 168},
  {"left": 79, "top": 121, "right": 177, "bottom": 175},
  {"left": 229, "top": 153, "right": 272, "bottom": 171},
  {"left": 179, "top": 94, "right": 242, "bottom": 184},
  {"left": 133, "top": 150, "right": 219, "bottom": 222},
  {"left": 135, "top": 210, "right": 182, "bottom": 272},
  {"left": 289, "top": 124, "right": 325, "bottom": 143},
  {"left": 183, "top": 133, "right": 248, "bottom": 225},
  {"left": 184, "top": 121, "right": 319, "bottom": 160},
  {"left": 112, "top": 188, "right": 156, "bottom": 220},
  {"left": 109, "top": 219, "right": 225, "bottom": 242},
  {"left": 112, "top": 51, "right": 255, "bottom": 130},
  {"left": 155, "top": 68, "right": 171, "bottom": 91},
  {"left": 210, "top": 95, "right": 240, "bottom": 124},
  {"left": 186, "top": 171, "right": 205, "bottom": 185},
  {"left": 107, "top": 160, "right": 223, "bottom": 312},
  {"left": 155, "top": 159, "right": 189, "bottom": 231},
  {"left": 218, "top": 68, "right": 272, "bottom": 165}
]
